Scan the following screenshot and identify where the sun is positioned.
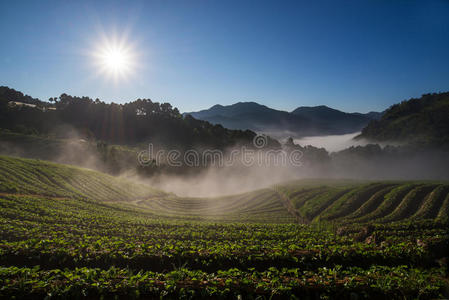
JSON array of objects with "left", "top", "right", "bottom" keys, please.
[
  {"left": 92, "top": 34, "right": 137, "bottom": 81},
  {"left": 99, "top": 46, "right": 133, "bottom": 76},
  {"left": 102, "top": 49, "right": 128, "bottom": 72}
]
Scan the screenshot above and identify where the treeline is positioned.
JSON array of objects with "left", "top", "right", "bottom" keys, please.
[
  {"left": 0, "top": 86, "right": 285, "bottom": 176},
  {"left": 2, "top": 86, "right": 449, "bottom": 179},
  {"left": 360, "top": 92, "right": 449, "bottom": 147},
  {"left": 0, "top": 86, "right": 257, "bottom": 149},
  {"left": 0, "top": 86, "right": 43, "bottom": 105}
]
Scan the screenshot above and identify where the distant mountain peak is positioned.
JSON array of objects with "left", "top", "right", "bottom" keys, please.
[
  {"left": 186, "top": 101, "right": 381, "bottom": 137},
  {"left": 291, "top": 105, "right": 342, "bottom": 114},
  {"left": 206, "top": 102, "right": 267, "bottom": 111},
  {"left": 231, "top": 101, "right": 270, "bottom": 108}
]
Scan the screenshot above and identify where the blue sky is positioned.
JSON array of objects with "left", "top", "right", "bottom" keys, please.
[{"left": 1, "top": 0, "right": 448, "bottom": 113}]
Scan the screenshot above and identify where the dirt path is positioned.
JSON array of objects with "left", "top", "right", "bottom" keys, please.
[{"left": 272, "top": 187, "right": 309, "bottom": 224}]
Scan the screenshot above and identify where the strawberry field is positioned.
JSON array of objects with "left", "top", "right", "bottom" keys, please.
[{"left": 0, "top": 156, "right": 448, "bottom": 299}]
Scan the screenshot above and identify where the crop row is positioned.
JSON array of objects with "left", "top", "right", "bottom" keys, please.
[
  {"left": 1, "top": 194, "right": 447, "bottom": 273},
  {"left": 0, "top": 265, "right": 446, "bottom": 299},
  {"left": 277, "top": 180, "right": 449, "bottom": 223},
  {"left": 0, "top": 155, "right": 163, "bottom": 201}
]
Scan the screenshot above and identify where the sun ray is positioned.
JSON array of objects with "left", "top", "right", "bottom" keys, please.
[{"left": 91, "top": 33, "right": 137, "bottom": 82}]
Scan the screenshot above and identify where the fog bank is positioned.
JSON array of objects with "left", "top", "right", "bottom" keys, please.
[{"left": 293, "top": 132, "right": 366, "bottom": 152}]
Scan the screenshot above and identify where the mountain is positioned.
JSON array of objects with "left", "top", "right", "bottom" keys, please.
[
  {"left": 359, "top": 92, "right": 449, "bottom": 147},
  {"left": 292, "top": 105, "right": 382, "bottom": 121},
  {"left": 185, "top": 102, "right": 306, "bottom": 134},
  {"left": 185, "top": 102, "right": 380, "bottom": 137},
  {"left": 291, "top": 105, "right": 382, "bottom": 131}
]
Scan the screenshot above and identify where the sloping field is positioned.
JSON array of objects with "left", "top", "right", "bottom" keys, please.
[
  {"left": 136, "top": 189, "right": 295, "bottom": 222},
  {"left": 0, "top": 155, "right": 448, "bottom": 298},
  {"left": 0, "top": 155, "right": 164, "bottom": 202},
  {"left": 0, "top": 155, "right": 294, "bottom": 223},
  {"left": 1, "top": 189, "right": 448, "bottom": 299},
  {"left": 276, "top": 179, "right": 449, "bottom": 223},
  {"left": 1, "top": 155, "right": 448, "bottom": 224}
]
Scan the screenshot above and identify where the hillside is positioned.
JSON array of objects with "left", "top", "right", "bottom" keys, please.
[
  {"left": 1, "top": 156, "right": 449, "bottom": 298},
  {"left": 0, "top": 155, "right": 294, "bottom": 222},
  {"left": 359, "top": 92, "right": 449, "bottom": 147},
  {"left": 0, "top": 86, "right": 256, "bottom": 149},
  {"left": 186, "top": 102, "right": 380, "bottom": 137},
  {"left": 1, "top": 156, "right": 448, "bottom": 298},
  {"left": 291, "top": 105, "right": 381, "bottom": 131},
  {"left": 1, "top": 155, "right": 448, "bottom": 224},
  {"left": 0, "top": 155, "right": 165, "bottom": 201},
  {"left": 276, "top": 179, "right": 449, "bottom": 223},
  {"left": 0, "top": 129, "right": 144, "bottom": 175},
  {"left": 0, "top": 86, "right": 45, "bottom": 106}
]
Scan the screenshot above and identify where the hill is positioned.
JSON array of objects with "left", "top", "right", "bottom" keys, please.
[
  {"left": 1, "top": 154, "right": 448, "bottom": 224},
  {"left": 0, "top": 86, "right": 45, "bottom": 106},
  {"left": 276, "top": 179, "right": 449, "bottom": 223},
  {"left": 0, "top": 129, "right": 136, "bottom": 174},
  {"left": 186, "top": 102, "right": 380, "bottom": 137},
  {"left": 0, "top": 86, "right": 256, "bottom": 149},
  {"left": 291, "top": 105, "right": 381, "bottom": 131},
  {"left": 0, "top": 155, "right": 294, "bottom": 222},
  {"left": 2, "top": 154, "right": 448, "bottom": 223},
  {"left": 359, "top": 92, "right": 449, "bottom": 147},
  {"left": 1, "top": 155, "right": 448, "bottom": 298},
  {"left": 0, "top": 155, "right": 165, "bottom": 201}
]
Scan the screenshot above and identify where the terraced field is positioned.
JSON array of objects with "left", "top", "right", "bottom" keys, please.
[
  {"left": 0, "top": 155, "right": 164, "bottom": 202},
  {"left": 0, "top": 155, "right": 448, "bottom": 299},
  {"left": 2, "top": 155, "right": 448, "bottom": 224},
  {"left": 136, "top": 189, "right": 295, "bottom": 223},
  {"left": 0, "top": 155, "right": 293, "bottom": 223},
  {"left": 275, "top": 179, "right": 449, "bottom": 224}
]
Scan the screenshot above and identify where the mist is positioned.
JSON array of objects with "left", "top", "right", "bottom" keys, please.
[
  {"left": 292, "top": 132, "right": 404, "bottom": 153},
  {"left": 133, "top": 140, "right": 449, "bottom": 197},
  {"left": 2, "top": 127, "right": 449, "bottom": 199},
  {"left": 139, "top": 162, "right": 302, "bottom": 197},
  {"left": 294, "top": 132, "right": 366, "bottom": 152}
]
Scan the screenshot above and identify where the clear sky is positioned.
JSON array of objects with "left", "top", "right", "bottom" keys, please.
[{"left": 1, "top": 0, "right": 448, "bottom": 113}]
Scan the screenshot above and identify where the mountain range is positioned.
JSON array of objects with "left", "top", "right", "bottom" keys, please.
[{"left": 185, "top": 102, "right": 382, "bottom": 138}]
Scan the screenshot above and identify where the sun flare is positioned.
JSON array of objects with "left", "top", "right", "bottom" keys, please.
[
  {"left": 92, "top": 35, "right": 137, "bottom": 81},
  {"left": 102, "top": 48, "right": 128, "bottom": 72}
]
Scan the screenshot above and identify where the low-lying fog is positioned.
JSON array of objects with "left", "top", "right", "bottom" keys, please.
[
  {"left": 2, "top": 128, "right": 448, "bottom": 198},
  {"left": 293, "top": 132, "right": 367, "bottom": 152},
  {"left": 142, "top": 132, "right": 448, "bottom": 197}
]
